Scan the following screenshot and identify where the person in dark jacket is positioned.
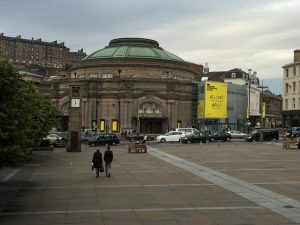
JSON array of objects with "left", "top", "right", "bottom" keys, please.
[
  {"left": 92, "top": 149, "right": 103, "bottom": 178},
  {"left": 104, "top": 146, "right": 113, "bottom": 177}
]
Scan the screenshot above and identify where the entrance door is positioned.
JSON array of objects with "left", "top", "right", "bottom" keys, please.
[{"left": 141, "top": 118, "right": 163, "bottom": 133}]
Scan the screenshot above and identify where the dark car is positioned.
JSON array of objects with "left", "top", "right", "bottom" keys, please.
[
  {"left": 181, "top": 132, "right": 207, "bottom": 144},
  {"left": 245, "top": 129, "right": 279, "bottom": 142},
  {"left": 208, "top": 131, "right": 231, "bottom": 142},
  {"left": 81, "top": 133, "right": 97, "bottom": 143},
  {"left": 88, "top": 133, "right": 120, "bottom": 146},
  {"left": 125, "top": 133, "right": 143, "bottom": 142},
  {"left": 125, "top": 133, "right": 156, "bottom": 142}
]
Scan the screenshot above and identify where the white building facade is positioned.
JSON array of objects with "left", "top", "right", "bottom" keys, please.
[{"left": 282, "top": 50, "right": 300, "bottom": 127}]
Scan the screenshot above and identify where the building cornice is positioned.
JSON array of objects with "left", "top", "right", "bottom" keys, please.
[{"left": 282, "top": 61, "right": 300, "bottom": 68}]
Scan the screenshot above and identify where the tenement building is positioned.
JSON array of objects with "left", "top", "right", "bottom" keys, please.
[
  {"left": 40, "top": 38, "right": 203, "bottom": 133},
  {"left": 282, "top": 50, "right": 300, "bottom": 127},
  {"left": 0, "top": 33, "right": 86, "bottom": 69}
]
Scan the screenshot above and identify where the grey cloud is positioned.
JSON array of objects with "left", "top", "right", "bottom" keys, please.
[{"left": 0, "top": 0, "right": 298, "bottom": 94}]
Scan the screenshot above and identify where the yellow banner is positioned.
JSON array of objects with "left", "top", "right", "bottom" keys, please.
[
  {"left": 205, "top": 82, "right": 227, "bottom": 118},
  {"left": 112, "top": 120, "right": 118, "bottom": 132},
  {"left": 197, "top": 100, "right": 204, "bottom": 119},
  {"left": 100, "top": 120, "right": 105, "bottom": 132},
  {"left": 262, "top": 102, "right": 266, "bottom": 118}
]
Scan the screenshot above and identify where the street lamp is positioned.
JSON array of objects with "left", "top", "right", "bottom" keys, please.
[
  {"left": 136, "top": 89, "right": 140, "bottom": 133},
  {"left": 257, "top": 80, "right": 268, "bottom": 128},
  {"left": 247, "top": 69, "right": 257, "bottom": 133}
]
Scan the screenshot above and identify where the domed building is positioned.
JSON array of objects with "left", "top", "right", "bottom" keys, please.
[{"left": 40, "top": 38, "right": 203, "bottom": 133}]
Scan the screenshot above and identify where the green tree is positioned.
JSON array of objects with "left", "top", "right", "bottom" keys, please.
[{"left": 0, "top": 59, "right": 58, "bottom": 167}]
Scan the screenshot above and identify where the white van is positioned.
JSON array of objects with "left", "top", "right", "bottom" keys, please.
[{"left": 175, "top": 128, "right": 199, "bottom": 138}]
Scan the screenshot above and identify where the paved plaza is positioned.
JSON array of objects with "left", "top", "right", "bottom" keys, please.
[{"left": 1, "top": 141, "right": 300, "bottom": 224}]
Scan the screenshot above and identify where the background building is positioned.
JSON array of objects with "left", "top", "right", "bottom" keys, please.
[
  {"left": 282, "top": 50, "right": 300, "bottom": 127},
  {"left": 263, "top": 90, "right": 282, "bottom": 127},
  {"left": 40, "top": 38, "right": 203, "bottom": 133},
  {"left": 204, "top": 68, "right": 282, "bottom": 131},
  {"left": 197, "top": 81, "right": 248, "bottom": 132},
  {"left": 0, "top": 33, "right": 86, "bottom": 72}
]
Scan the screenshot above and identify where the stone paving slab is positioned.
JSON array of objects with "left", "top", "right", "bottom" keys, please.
[{"left": 1, "top": 143, "right": 300, "bottom": 224}]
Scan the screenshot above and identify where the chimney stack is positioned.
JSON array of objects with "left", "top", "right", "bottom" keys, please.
[{"left": 294, "top": 49, "right": 300, "bottom": 62}]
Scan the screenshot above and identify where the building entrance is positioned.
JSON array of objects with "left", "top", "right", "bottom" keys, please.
[{"left": 140, "top": 118, "right": 165, "bottom": 134}]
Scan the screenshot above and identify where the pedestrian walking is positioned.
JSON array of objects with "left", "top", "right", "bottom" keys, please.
[
  {"left": 92, "top": 149, "right": 103, "bottom": 178},
  {"left": 143, "top": 134, "right": 148, "bottom": 143},
  {"left": 104, "top": 146, "right": 113, "bottom": 178}
]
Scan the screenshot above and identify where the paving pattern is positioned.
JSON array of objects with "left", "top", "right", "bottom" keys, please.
[{"left": 0, "top": 142, "right": 300, "bottom": 224}]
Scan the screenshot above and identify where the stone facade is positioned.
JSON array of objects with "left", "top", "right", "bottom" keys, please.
[
  {"left": 40, "top": 38, "right": 203, "bottom": 133},
  {"left": 282, "top": 50, "right": 300, "bottom": 127}
]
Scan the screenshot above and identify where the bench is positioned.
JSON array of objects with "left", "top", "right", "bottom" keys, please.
[
  {"left": 283, "top": 138, "right": 300, "bottom": 149},
  {"left": 128, "top": 143, "right": 147, "bottom": 153}
]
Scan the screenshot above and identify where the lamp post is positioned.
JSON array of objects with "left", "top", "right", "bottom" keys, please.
[
  {"left": 247, "top": 69, "right": 257, "bottom": 133},
  {"left": 95, "top": 80, "right": 99, "bottom": 134},
  {"left": 136, "top": 89, "right": 140, "bottom": 133},
  {"left": 257, "top": 80, "right": 269, "bottom": 129}
]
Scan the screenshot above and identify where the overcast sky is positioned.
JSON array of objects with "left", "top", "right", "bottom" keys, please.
[{"left": 2, "top": 0, "right": 300, "bottom": 94}]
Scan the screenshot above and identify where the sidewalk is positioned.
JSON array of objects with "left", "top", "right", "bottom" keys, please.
[
  {"left": 0, "top": 143, "right": 299, "bottom": 225},
  {"left": 0, "top": 167, "right": 17, "bottom": 182}
]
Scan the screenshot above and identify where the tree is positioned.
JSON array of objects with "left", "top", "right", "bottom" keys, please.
[{"left": 0, "top": 59, "right": 58, "bottom": 167}]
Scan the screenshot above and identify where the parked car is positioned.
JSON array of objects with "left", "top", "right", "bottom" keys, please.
[
  {"left": 44, "top": 133, "right": 63, "bottom": 144},
  {"left": 88, "top": 133, "right": 120, "bottom": 146},
  {"left": 156, "top": 131, "right": 182, "bottom": 143},
  {"left": 292, "top": 127, "right": 300, "bottom": 137},
  {"left": 51, "top": 132, "right": 68, "bottom": 140},
  {"left": 43, "top": 133, "right": 66, "bottom": 147},
  {"left": 125, "top": 133, "right": 144, "bottom": 142},
  {"left": 245, "top": 129, "right": 279, "bottom": 142},
  {"left": 207, "top": 131, "right": 231, "bottom": 142},
  {"left": 175, "top": 128, "right": 199, "bottom": 138},
  {"left": 125, "top": 133, "right": 156, "bottom": 142},
  {"left": 181, "top": 132, "right": 207, "bottom": 144},
  {"left": 226, "top": 130, "right": 246, "bottom": 139},
  {"left": 81, "top": 133, "right": 97, "bottom": 143}
]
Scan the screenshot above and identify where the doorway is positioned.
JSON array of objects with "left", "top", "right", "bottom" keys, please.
[{"left": 140, "top": 118, "right": 164, "bottom": 134}]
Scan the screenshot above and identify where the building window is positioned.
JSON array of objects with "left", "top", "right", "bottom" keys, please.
[
  {"left": 285, "top": 99, "right": 288, "bottom": 109},
  {"left": 294, "top": 67, "right": 296, "bottom": 76},
  {"left": 293, "top": 98, "right": 295, "bottom": 109},
  {"left": 177, "top": 121, "right": 182, "bottom": 128},
  {"left": 285, "top": 83, "right": 289, "bottom": 93},
  {"left": 293, "top": 82, "right": 296, "bottom": 92},
  {"left": 286, "top": 68, "right": 289, "bottom": 78},
  {"left": 100, "top": 120, "right": 105, "bottom": 132},
  {"left": 111, "top": 120, "right": 118, "bottom": 132}
]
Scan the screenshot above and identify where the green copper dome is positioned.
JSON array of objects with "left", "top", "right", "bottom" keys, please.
[{"left": 83, "top": 38, "right": 184, "bottom": 62}]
